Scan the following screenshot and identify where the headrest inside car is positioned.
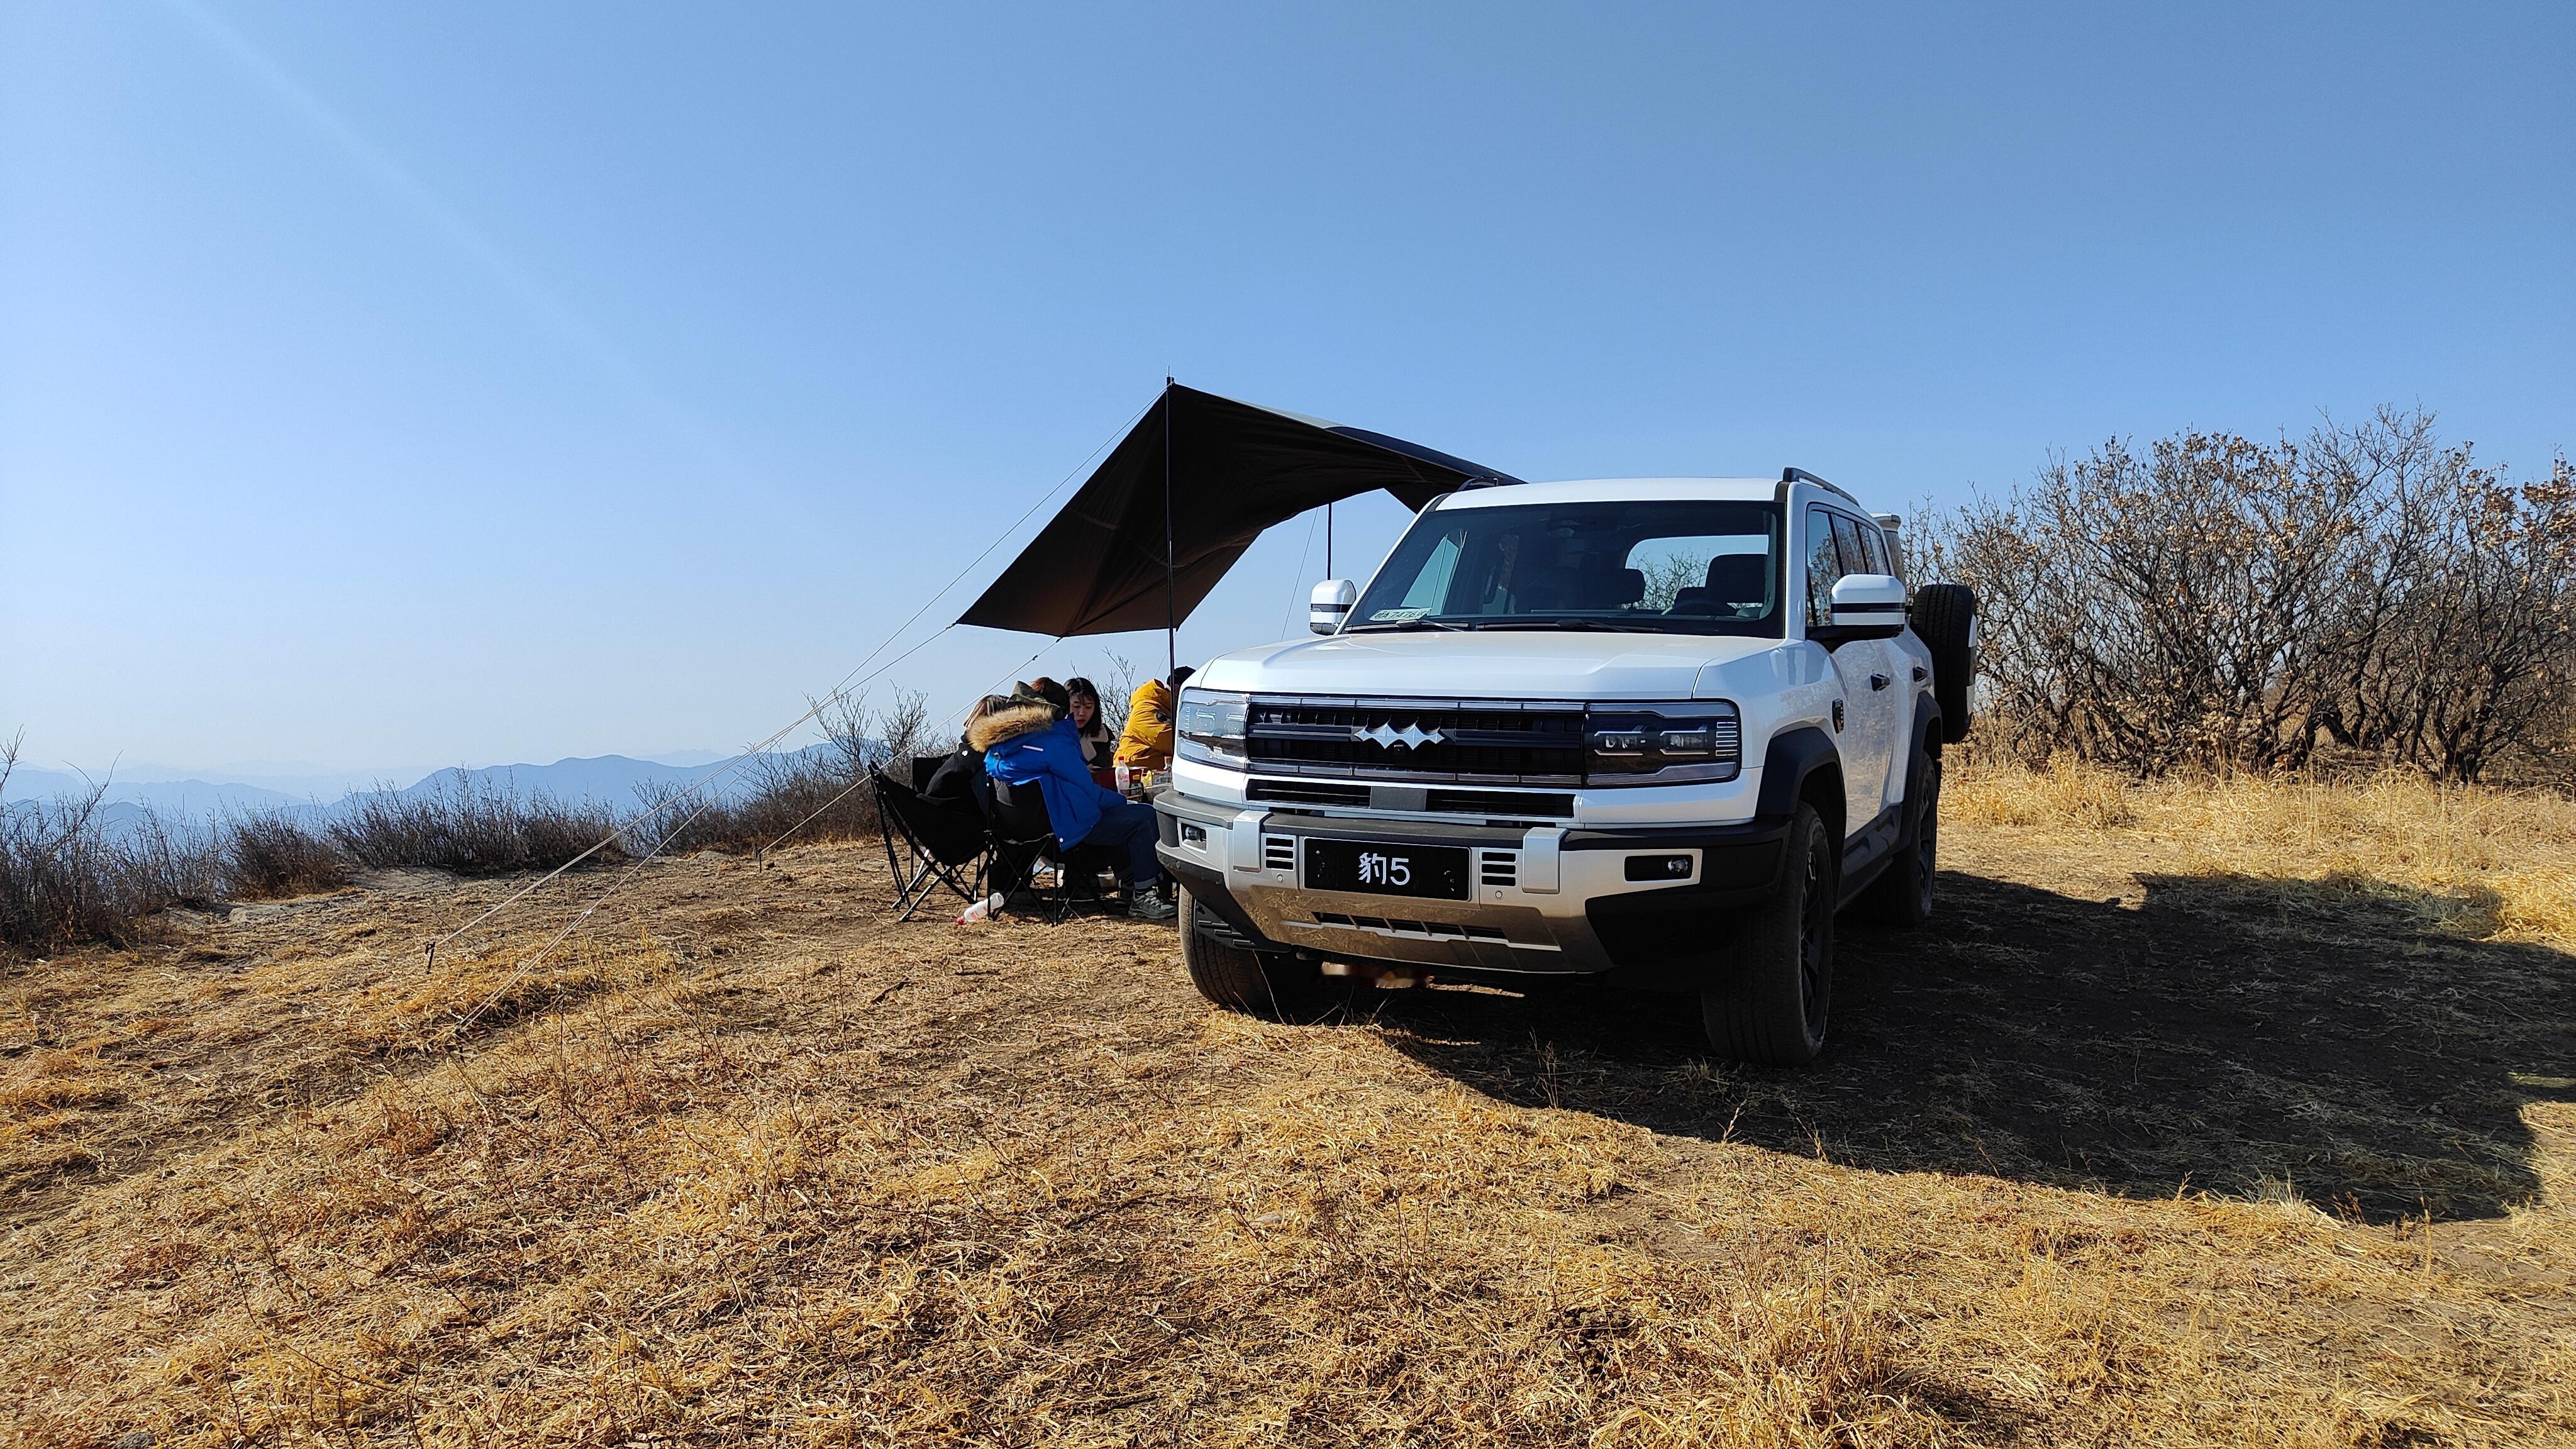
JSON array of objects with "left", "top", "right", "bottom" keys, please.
[{"left": 1703, "top": 553, "right": 1769, "bottom": 606}]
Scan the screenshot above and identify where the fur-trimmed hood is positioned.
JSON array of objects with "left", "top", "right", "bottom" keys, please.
[{"left": 967, "top": 701, "right": 1058, "bottom": 753}]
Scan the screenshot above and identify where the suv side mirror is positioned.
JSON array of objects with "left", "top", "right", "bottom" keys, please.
[
  {"left": 1309, "top": 579, "right": 1357, "bottom": 635},
  {"left": 1821, "top": 574, "right": 1907, "bottom": 641}
]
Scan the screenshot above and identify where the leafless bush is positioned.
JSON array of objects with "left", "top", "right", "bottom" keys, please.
[
  {"left": 631, "top": 688, "right": 933, "bottom": 858},
  {"left": 1923, "top": 409, "right": 2576, "bottom": 781},
  {"left": 0, "top": 679, "right": 964, "bottom": 953},
  {"left": 1097, "top": 652, "right": 1141, "bottom": 737},
  {"left": 329, "top": 773, "right": 628, "bottom": 876},
  {"left": 823, "top": 686, "right": 930, "bottom": 780},
  {"left": 1635, "top": 553, "right": 1704, "bottom": 613},
  {"left": 631, "top": 753, "right": 841, "bottom": 856},
  {"left": 225, "top": 811, "right": 353, "bottom": 898},
  {"left": 0, "top": 734, "right": 226, "bottom": 953},
  {"left": 877, "top": 690, "right": 933, "bottom": 774}
]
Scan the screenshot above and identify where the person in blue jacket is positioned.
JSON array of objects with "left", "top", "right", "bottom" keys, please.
[{"left": 968, "top": 678, "right": 1177, "bottom": 921}]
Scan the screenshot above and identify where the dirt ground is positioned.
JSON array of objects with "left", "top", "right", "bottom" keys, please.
[{"left": 5, "top": 772, "right": 2573, "bottom": 1445}]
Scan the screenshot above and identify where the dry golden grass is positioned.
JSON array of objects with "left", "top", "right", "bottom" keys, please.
[
  {"left": 3, "top": 791, "right": 2571, "bottom": 1446},
  {"left": 331, "top": 935, "right": 689, "bottom": 1051},
  {"left": 1950, "top": 757, "right": 2576, "bottom": 946}
]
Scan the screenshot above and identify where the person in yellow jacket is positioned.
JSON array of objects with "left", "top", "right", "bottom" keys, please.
[{"left": 1114, "top": 667, "right": 1193, "bottom": 772}]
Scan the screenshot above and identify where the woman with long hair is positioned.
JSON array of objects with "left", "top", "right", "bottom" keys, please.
[{"left": 1063, "top": 676, "right": 1117, "bottom": 787}]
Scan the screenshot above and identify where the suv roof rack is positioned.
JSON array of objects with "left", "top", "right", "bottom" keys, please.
[{"left": 1781, "top": 467, "right": 1864, "bottom": 509}]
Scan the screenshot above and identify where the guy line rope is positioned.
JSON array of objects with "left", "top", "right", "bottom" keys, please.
[{"left": 425, "top": 396, "right": 1154, "bottom": 1016}]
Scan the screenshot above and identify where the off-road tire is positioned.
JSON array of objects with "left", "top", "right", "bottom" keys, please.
[
  {"left": 1701, "top": 803, "right": 1836, "bottom": 1065},
  {"left": 1857, "top": 747, "right": 1940, "bottom": 928},
  {"left": 1912, "top": 582, "right": 1977, "bottom": 744},
  {"left": 1179, "top": 886, "right": 1342, "bottom": 1021}
]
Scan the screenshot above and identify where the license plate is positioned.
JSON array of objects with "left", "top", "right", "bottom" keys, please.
[{"left": 1302, "top": 840, "right": 1470, "bottom": 901}]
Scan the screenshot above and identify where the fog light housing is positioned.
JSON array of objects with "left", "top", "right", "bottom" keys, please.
[{"left": 1624, "top": 853, "right": 1695, "bottom": 882}]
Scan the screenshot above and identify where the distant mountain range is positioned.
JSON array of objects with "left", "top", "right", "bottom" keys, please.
[{"left": 1, "top": 748, "right": 845, "bottom": 830}]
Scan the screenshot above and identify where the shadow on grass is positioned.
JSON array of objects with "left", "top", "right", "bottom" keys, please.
[{"left": 1368, "top": 870, "right": 2576, "bottom": 1223}]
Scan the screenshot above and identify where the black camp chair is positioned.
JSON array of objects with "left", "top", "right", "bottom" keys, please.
[
  {"left": 872, "top": 767, "right": 990, "bottom": 921},
  {"left": 982, "top": 775, "right": 1121, "bottom": 920}
]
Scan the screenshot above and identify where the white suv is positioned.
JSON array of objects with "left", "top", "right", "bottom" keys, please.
[{"left": 1152, "top": 471, "right": 1977, "bottom": 1064}]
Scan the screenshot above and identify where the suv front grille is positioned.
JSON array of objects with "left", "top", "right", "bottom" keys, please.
[
  {"left": 1246, "top": 779, "right": 1372, "bottom": 808},
  {"left": 1246, "top": 697, "right": 1585, "bottom": 786},
  {"left": 1426, "top": 789, "right": 1574, "bottom": 819}
]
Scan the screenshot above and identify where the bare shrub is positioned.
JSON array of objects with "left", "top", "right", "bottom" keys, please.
[
  {"left": 1924, "top": 409, "right": 2576, "bottom": 781},
  {"left": 1635, "top": 551, "right": 1705, "bottom": 613},
  {"left": 820, "top": 686, "right": 930, "bottom": 780},
  {"left": 871, "top": 689, "right": 933, "bottom": 776},
  {"left": 631, "top": 689, "right": 931, "bottom": 858},
  {"left": 1, "top": 682, "right": 951, "bottom": 952},
  {"left": 329, "top": 773, "right": 627, "bottom": 877},
  {"left": 225, "top": 811, "right": 352, "bottom": 899},
  {"left": 1096, "top": 652, "right": 1141, "bottom": 736},
  {"left": 0, "top": 734, "right": 226, "bottom": 954}
]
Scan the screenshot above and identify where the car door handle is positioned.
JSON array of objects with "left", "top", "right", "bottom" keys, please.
[{"left": 1869, "top": 673, "right": 1890, "bottom": 691}]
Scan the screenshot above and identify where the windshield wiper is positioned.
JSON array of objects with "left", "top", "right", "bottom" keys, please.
[
  {"left": 1345, "top": 617, "right": 1467, "bottom": 633},
  {"left": 1468, "top": 616, "right": 1679, "bottom": 633}
]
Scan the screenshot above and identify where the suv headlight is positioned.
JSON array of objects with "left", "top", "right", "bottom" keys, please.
[
  {"left": 1585, "top": 701, "right": 1741, "bottom": 784},
  {"left": 1175, "top": 688, "right": 1249, "bottom": 767}
]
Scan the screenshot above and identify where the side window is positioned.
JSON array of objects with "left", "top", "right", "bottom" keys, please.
[
  {"left": 1804, "top": 507, "right": 1844, "bottom": 626},
  {"left": 1857, "top": 520, "right": 1891, "bottom": 576},
  {"left": 1829, "top": 514, "right": 1871, "bottom": 591}
]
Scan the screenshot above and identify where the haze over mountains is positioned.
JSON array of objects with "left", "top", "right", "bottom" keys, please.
[{"left": 0, "top": 750, "right": 833, "bottom": 829}]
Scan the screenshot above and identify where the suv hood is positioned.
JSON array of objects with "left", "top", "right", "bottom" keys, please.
[{"left": 1195, "top": 631, "right": 1787, "bottom": 701}]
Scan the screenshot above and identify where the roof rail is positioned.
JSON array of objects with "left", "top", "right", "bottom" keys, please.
[{"left": 1781, "top": 467, "right": 1863, "bottom": 508}]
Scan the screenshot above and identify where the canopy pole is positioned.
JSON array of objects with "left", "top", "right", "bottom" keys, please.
[
  {"left": 1326, "top": 502, "right": 1333, "bottom": 577},
  {"left": 1162, "top": 375, "right": 1177, "bottom": 682}
]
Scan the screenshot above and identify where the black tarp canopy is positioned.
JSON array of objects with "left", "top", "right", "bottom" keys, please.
[{"left": 957, "top": 383, "right": 1521, "bottom": 640}]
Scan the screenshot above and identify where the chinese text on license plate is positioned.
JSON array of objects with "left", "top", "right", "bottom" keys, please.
[{"left": 1301, "top": 840, "right": 1470, "bottom": 901}]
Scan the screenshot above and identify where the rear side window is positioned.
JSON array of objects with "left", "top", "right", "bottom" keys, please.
[{"left": 1857, "top": 519, "right": 1892, "bottom": 575}]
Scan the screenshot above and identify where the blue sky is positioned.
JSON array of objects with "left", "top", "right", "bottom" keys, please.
[{"left": 3, "top": 2, "right": 2568, "bottom": 775}]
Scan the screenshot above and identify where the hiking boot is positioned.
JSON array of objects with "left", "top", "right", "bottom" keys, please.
[{"left": 1128, "top": 885, "right": 1178, "bottom": 922}]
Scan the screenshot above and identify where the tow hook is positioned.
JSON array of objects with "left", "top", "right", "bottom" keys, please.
[{"left": 1319, "top": 961, "right": 1430, "bottom": 990}]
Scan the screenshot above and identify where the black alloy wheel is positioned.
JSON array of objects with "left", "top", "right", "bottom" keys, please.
[
  {"left": 1699, "top": 802, "right": 1837, "bottom": 1065},
  {"left": 1178, "top": 886, "right": 1346, "bottom": 1021},
  {"left": 1797, "top": 832, "right": 1832, "bottom": 1037},
  {"left": 1910, "top": 755, "right": 1941, "bottom": 918}
]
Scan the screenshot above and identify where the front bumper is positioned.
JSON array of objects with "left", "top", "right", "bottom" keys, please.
[{"left": 1153, "top": 791, "right": 1789, "bottom": 977}]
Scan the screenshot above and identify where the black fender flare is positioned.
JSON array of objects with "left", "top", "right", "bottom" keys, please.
[
  {"left": 1897, "top": 700, "right": 1943, "bottom": 835},
  {"left": 1911, "top": 697, "right": 1943, "bottom": 761},
  {"left": 1755, "top": 726, "right": 1842, "bottom": 823}
]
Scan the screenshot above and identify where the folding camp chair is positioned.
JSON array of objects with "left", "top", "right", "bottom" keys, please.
[
  {"left": 982, "top": 775, "right": 1123, "bottom": 921},
  {"left": 872, "top": 768, "right": 990, "bottom": 921}
]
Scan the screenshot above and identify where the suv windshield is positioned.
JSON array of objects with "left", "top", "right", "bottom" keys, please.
[{"left": 1345, "top": 498, "right": 1784, "bottom": 636}]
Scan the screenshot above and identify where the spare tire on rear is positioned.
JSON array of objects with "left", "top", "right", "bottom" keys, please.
[{"left": 1911, "top": 582, "right": 1977, "bottom": 744}]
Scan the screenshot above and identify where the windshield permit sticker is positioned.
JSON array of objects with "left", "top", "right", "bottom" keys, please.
[{"left": 1369, "top": 608, "right": 1431, "bottom": 623}]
